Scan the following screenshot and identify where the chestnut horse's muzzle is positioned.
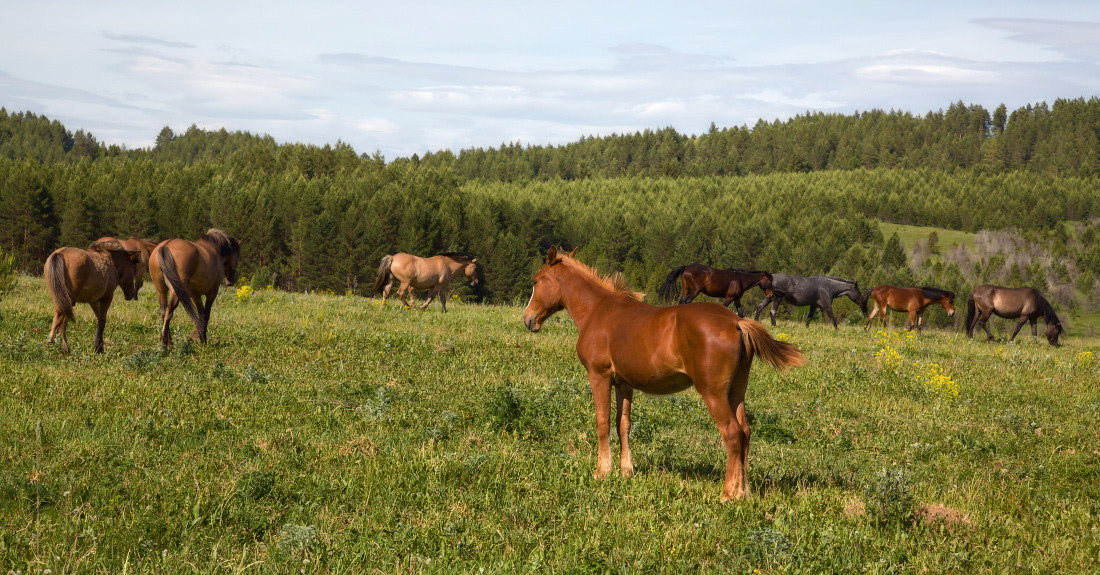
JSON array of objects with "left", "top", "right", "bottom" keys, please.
[{"left": 523, "top": 313, "right": 542, "bottom": 332}]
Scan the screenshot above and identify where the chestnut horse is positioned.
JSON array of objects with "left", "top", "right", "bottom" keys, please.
[
  {"left": 863, "top": 285, "right": 955, "bottom": 332},
  {"left": 966, "top": 284, "right": 1062, "bottom": 346},
  {"left": 95, "top": 237, "right": 158, "bottom": 294},
  {"left": 44, "top": 239, "right": 142, "bottom": 354},
  {"left": 658, "top": 264, "right": 774, "bottom": 317},
  {"left": 149, "top": 229, "right": 242, "bottom": 346},
  {"left": 373, "top": 252, "right": 478, "bottom": 312},
  {"left": 523, "top": 247, "right": 804, "bottom": 501}
]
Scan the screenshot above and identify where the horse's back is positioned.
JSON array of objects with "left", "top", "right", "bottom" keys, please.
[
  {"left": 49, "top": 247, "right": 114, "bottom": 302},
  {"left": 151, "top": 238, "right": 221, "bottom": 292}
]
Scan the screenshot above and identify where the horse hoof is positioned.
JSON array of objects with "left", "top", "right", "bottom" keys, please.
[{"left": 621, "top": 468, "right": 635, "bottom": 478}]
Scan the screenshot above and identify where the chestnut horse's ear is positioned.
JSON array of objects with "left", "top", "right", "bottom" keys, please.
[
  {"left": 567, "top": 247, "right": 579, "bottom": 258},
  {"left": 546, "top": 246, "right": 560, "bottom": 264}
]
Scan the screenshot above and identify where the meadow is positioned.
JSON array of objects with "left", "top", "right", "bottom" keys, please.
[{"left": 1, "top": 276, "right": 1099, "bottom": 573}]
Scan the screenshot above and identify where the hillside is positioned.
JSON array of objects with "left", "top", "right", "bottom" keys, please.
[{"left": 1, "top": 276, "right": 1098, "bottom": 572}]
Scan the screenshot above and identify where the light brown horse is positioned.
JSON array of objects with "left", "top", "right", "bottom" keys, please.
[
  {"left": 657, "top": 264, "right": 774, "bottom": 317},
  {"left": 95, "top": 237, "right": 158, "bottom": 294},
  {"left": 863, "top": 285, "right": 956, "bottom": 333},
  {"left": 373, "top": 252, "right": 478, "bottom": 312},
  {"left": 523, "top": 247, "right": 805, "bottom": 501},
  {"left": 966, "top": 284, "right": 1062, "bottom": 346},
  {"left": 44, "top": 239, "right": 142, "bottom": 354},
  {"left": 149, "top": 229, "right": 242, "bottom": 346}
]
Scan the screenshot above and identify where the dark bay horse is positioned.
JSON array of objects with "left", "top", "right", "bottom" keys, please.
[
  {"left": 149, "top": 229, "right": 242, "bottom": 346},
  {"left": 523, "top": 247, "right": 804, "bottom": 501},
  {"left": 96, "top": 237, "right": 158, "bottom": 294},
  {"left": 966, "top": 284, "right": 1062, "bottom": 346},
  {"left": 864, "top": 285, "right": 955, "bottom": 333},
  {"left": 44, "top": 239, "right": 142, "bottom": 354},
  {"left": 658, "top": 264, "right": 773, "bottom": 317},
  {"left": 373, "top": 252, "right": 478, "bottom": 312},
  {"left": 753, "top": 274, "right": 865, "bottom": 329}
]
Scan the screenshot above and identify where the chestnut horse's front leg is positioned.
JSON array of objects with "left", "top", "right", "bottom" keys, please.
[
  {"left": 587, "top": 370, "right": 614, "bottom": 479},
  {"left": 615, "top": 383, "right": 634, "bottom": 477}
]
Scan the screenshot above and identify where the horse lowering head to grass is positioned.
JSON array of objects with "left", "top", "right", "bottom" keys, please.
[
  {"left": 44, "top": 239, "right": 142, "bottom": 354},
  {"left": 373, "top": 252, "right": 479, "bottom": 312},
  {"left": 863, "top": 285, "right": 955, "bottom": 333},
  {"left": 95, "top": 237, "right": 158, "bottom": 294},
  {"left": 149, "top": 228, "right": 242, "bottom": 346},
  {"left": 966, "top": 284, "right": 1062, "bottom": 346},
  {"left": 658, "top": 264, "right": 773, "bottom": 317},
  {"left": 753, "top": 274, "right": 865, "bottom": 330},
  {"left": 523, "top": 246, "right": 804, "bottom": 502}
]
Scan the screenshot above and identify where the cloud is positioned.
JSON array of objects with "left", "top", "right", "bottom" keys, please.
[
  {"left": 973, "top": 18, "right": 1100, "bottom": 61},
  {"left": 103, "top": 32, "right": 195, "bottom": 49}
]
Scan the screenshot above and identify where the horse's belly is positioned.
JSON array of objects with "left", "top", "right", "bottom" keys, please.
[{"left": 616, "top": 370, "right": 693, "bottom": 396}]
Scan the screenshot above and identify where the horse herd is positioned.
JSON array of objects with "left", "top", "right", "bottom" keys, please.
[
  {"left": 658, "top": 263, "right": 1064, "bottom": 346},
  {"left": 38, "top": 239, "right": 1065, "bottom": 501}
]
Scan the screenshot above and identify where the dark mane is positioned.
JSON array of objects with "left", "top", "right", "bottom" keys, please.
[
  {"left": 200, "top": 228, "right": 240, "bottom": 257},
  {"left": 1035, "top": 291, "right": 1061, "bottom": 326},
  {"left": 920, "top": 286, "right": 955, "bottom": 300},
  {"left": 440, "top": 251, "right": 477, "bottom": 262}
]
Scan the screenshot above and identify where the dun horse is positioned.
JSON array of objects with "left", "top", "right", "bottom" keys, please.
[
  {"left": 373, "top": 252, "right": 478, "bottom": 312},
  {"left": 149, "top": 229, "right": 242, "bottom": 346},
  {"left": 44, "top": 239, "right": 142, "bottom": 354},
  {"left": 864, "top": 285, "right": 955, "bottom": 332},
  {"left": 95, "top": 237, "right": 158, "bottom": 294},
  {"left": 754, "top": 274, "right": 865, "bottom": 329},
  {"left": 658, "top": 264, "right": 773, "bottom": 317},
  {"left": 523, "top": 247, "right": 804, "bottom": 501},
  {"left": 966, "top": 284, "right": 1062, "bottom": 346}
]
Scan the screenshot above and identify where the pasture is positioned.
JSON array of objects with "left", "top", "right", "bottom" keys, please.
[{"left": 1, "top": 276, "right": 1099, "bottom": 573}]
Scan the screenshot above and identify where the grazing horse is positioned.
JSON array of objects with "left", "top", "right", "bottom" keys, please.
[
  {"left": 966, "top": 284, "right": 1063, "bottom": 346},
  {"left": 523, "top": 247, "right": 804, "bottom": 501},
  {"left": 753, "top": 274, "right": 865, "bottom": 329},
  {"left": 864, "top": 285, "right": 955, "bottom": 332},
  {"left": 373, "top": 252, "right": 478, "bottom": 312},
  {"left": 658, "top": 264, "right": 773, "bottom": 317},
  {"left": 95, "top": 237, "right": 158, "bottom": 294},
  {"left": 44, "top": 239, "right": 142, "bottom": 354},
  {"left": 149, "top": 229, "right": 242, "bottom": 346}
]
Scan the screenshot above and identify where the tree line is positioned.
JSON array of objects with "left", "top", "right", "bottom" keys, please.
[{"left": 1, "top": 102, "right": 1099, "bottom": 327}]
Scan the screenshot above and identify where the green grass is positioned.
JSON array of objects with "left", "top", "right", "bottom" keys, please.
[
  {"left": 2, "top": 276, "right": 1099, "bottom": 573},
  {"left": 878, "top": 221, "right": 978, "bottom": 260}
]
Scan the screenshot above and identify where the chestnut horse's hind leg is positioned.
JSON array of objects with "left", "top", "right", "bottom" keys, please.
[
  {"left": 159, "top": 291, "right": 179, "bottom": 346},
  {"left": 864, "top": 301, "right": 881, "bottom": 331},
  {"left": 49, "top": 310, "right": 70, "bottom": 354},
  {"left": 700, "top": 383, "right": 748, "bottom": 502},
  {"left": 587, "top": 370, "right": 614, "bottom": 479},
  {"left": 615, "top": 383, "right": 635, "bottom": 477}
]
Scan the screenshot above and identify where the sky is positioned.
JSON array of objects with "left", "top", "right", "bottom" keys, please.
[{"left": 2, "top": 1, "right": 1099, "bottom": 160}]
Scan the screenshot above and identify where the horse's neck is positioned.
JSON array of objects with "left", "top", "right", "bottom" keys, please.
[{"left": 558, "top": 270, "right": 619, "bottom": 333}]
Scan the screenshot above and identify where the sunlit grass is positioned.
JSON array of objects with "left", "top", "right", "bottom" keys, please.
[{"left": 1, "top": 275, "right": 1099, "bottom": 573}]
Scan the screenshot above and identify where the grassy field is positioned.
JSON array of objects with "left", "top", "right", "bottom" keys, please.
[{"left": 2, "top": 276, "right": 1099, "bottom": 574}]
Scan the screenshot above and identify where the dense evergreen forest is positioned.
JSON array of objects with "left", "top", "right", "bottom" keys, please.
[{"left": 2, "top": 99, "right": 1099, "bottom": 328}]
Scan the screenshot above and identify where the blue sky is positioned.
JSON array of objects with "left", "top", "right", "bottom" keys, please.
[{"left": 2, "top": 1, "right": 1099, "bottom": 159}]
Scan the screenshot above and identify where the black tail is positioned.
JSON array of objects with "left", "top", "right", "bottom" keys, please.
[
  {"left": 373, "top": 255, "right": 394, "bottom": 295},
  {"left": 860, "top": 289, "right": 872, "bottom": 315},
  {"left": 965, "top": 292, "right": 977, "bottom": 338},
  {"left": 156, "top": 244, "right": 201, "bottom": 330},
  {"left": 658, "top": 266, "right": 686, "bottom": 303}
]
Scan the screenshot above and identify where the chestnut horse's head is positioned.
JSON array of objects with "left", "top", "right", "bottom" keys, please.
[
  {"left": 89, "top": 239, "right": 142, "bottom": 301},
  {"left": 463, "top": 258, "right": 479, "bottom": 286},
  {"left": 523, "top": 246, "right": 576, "bottom": 332}
]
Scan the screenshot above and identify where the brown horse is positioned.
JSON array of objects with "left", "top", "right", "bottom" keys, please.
[
  {"left": 95, "top": 237, "right": 158, "bottom": 294},
  {"left": 863, "top": 285, "right": 956, "bottom": 332},
  {"left": 523, "top": 247, "right": 804, "bottom": 501},
  {"left": 373, "top": 252, "right": 478, "bottom": 312},
  {"left": 658, "top": 264, "right": 773, "bottom": 317},
  {"left": 149, "top": 229, "right": 242, "bottom": 346},
  {"left": 966, "top": 284, "right": 1063, "bottom": 346},
  {"left": 44, "top": 239, "right": 142, "bottom": 354}
]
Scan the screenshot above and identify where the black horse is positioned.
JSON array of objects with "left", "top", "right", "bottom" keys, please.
[{"left": 754, "top": 274, "right": 865, "bottom": 329}]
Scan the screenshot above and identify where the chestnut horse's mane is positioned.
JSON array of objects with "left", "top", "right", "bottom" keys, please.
[
  {"left": 199, "top": 228, "right": 240, "bottom": 258},
  {"left": 557, "top": 251, "right": 645, "bottom": 302}
]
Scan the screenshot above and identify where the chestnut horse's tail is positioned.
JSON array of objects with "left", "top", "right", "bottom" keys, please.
[
  {"left": 373, "top": 254, "right": 394, "bottom": 295},
  {"left": 965, "top": 292, "right": 977, "bottom": 338},
  {"left": 155, "top": 244, "right": 201, "bottom": 329},
  {"left": 658, "top": 266, "right": 686, "bottom": 303},
  {"left": 860, "top": 289, "right": 872, "bottom": 315},
  {"left": 44, "top": 251, "right": 74, "bottom": 320},
  {"left": 736, "top": 318, "right": 806, "bottom": 370}
]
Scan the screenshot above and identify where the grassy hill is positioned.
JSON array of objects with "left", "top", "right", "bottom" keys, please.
[
  {"left": 2, "top": 277, "right": 1099, "bottom": 573},
  {"left": 878, "top": 221, "right": 978, "bottom": 259}
]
